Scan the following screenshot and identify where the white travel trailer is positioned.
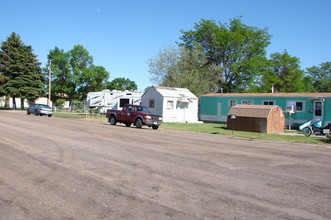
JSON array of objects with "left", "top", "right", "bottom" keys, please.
[{"left": 86, "top": 90, "right": 142, "bottom": 114}]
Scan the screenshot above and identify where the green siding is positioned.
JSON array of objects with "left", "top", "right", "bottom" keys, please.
[{"left": 200, "top": 95, "right": 331, "bottom": 126}]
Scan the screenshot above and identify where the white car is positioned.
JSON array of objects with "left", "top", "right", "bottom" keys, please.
[{"left": 27, "top": 104, "right": 53, "bottom": 117}]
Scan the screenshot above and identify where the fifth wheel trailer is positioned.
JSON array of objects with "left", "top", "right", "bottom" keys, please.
[{"left": 86, "top": 90, "right": 142, "bottom": 114}]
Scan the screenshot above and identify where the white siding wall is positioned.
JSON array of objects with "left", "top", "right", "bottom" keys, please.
[
  {"left": 142, "top": 87, "right": 199, "bottom": 123},
  {"left": 141, "top": 87, "right": 163, "bottom": 116}
]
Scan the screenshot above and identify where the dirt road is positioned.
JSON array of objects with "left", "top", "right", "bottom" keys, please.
[{"left": 0, "top": 111, "right": 331, "bottom": 220}]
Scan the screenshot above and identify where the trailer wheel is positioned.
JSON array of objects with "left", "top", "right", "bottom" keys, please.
[
  {"left": 303, "top": 127, "right": 312, "bottom": 137},
  {"left": 109, "top": 116, "right": 117, "bottom": 125},
  {"left": 135, "top": 118, "right": 143, "bottom": 128}
]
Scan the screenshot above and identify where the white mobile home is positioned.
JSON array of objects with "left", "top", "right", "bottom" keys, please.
[
  {"left": 142, "top": 86, "right": 199, "bottom": 123},
  {"left": 86, "top": 89, "right": 142, "bottom": 114}
]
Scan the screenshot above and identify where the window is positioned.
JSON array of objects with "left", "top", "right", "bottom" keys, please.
[
  {"left": 314, "top": 101, "right": 322, "bottom": 116},
  {"left": 167, "top": 100, "right": 174, "bottom": 109},
  {"left": 263, "top": 101, "right": 274, "bottom": 105},
  {"left": 286, "top": 101, "right": 305, "bottom": 112},
  {"left": 296, "top": 102, "right": 303, "bottom": 112},
  {"left": 149, "top": 99, "right": 155, "bottom": 108},
  {"left": 242, "top": 100, "right": 253, "bottom": 105},
  {"left": 229, "top": 100, "right": 237, "bottom": 107},
  {"left": 120, "top": 98, "right": 130, "bottom": 107},
  {"left": 127, "top": 106, "right": 134, "bottom": 112}
]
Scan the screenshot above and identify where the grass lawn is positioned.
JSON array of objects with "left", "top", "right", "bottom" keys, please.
[
  {"left": 160, "top": 123, "right": 328, "bottom": 145},
  {"left": 53, "top": 112, "right": 329, "bottom": 145}
]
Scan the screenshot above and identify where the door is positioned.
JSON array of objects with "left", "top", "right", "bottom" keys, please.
[
  {"left": 313, "top": 101, "right": 323, "bottom": 121},
  {"left": 217, "top": 103, "right": 222, "bottom": 116}
]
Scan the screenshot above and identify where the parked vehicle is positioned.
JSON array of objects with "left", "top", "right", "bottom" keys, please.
[
  {"left": 106, "top": 104, "right": 162, "bottom": 130},
  {"left": 300, "top": 119, "right": 330, "bottom": 137},
  {"left": 86, "top": 90, "right": 142, "bottom": 114},
  {"left": 27, "top": 104, "right": 53, "bottom": 117}
]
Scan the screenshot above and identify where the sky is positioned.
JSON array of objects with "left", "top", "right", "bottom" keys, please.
[{"left": 1, "top": 0, "right": 330, "bottom": 91}]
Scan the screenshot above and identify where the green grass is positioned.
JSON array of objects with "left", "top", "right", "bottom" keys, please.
[
  {"left": 161, "top": 123, "right": 328, "bottom": 145},
  {"left": 53, "top": 112, "right": 328, "bottom": 145}
]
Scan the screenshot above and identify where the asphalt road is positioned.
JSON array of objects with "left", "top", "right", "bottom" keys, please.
[{"left": 0, "top": 111, "right": 331, "bottom": 220}]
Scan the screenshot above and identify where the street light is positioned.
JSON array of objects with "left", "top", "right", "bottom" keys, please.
[{"left": 48, "top": 60, "right": 52, "bottom": 106}]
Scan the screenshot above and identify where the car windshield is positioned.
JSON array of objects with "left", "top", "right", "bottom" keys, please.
[
  {"left": 39, "top": 104, "right": 51, "bottom": 108},
  {"left": 136, "top": 106, "right": 151, "bottom": 113}
]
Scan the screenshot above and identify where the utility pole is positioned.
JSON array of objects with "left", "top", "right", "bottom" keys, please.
[{"left": 48, "top": 60, "right": 52, "bottom": 106}]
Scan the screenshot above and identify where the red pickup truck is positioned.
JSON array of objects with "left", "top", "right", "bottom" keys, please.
[{"left": 106, "top": 104, "right": 163, "bottom": 130}]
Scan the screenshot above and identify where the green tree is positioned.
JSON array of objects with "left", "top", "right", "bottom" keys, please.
[
  {"left": 179, "top": 17, "right": 271, "bottom": 92},
  {"left": 306, "top": 61, "right": 331, "bottom": 92},
  {"left": 148, "top": 46, "right": 220, "bottom": 96},
  {"left": 106, "top": 77, "right": 138, "bottom": 91},
  {"left": 0, "top": 32, "right": 43, "bottom": 109},
  {"left": 47, "top": 45, "right": 109, "bottom": 105},
  {"left": 79, "top": 65, "right": 109, "bottom": 97},
  {"left": 47, "top": 47, "right": 72, "bottom": 103},
  {"left": 260, "top": 50, "right": 305, "bottom": 92}
]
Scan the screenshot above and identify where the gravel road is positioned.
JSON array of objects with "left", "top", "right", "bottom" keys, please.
[{"left": 0, "top": 111, "right": 331, "bottom": 220}]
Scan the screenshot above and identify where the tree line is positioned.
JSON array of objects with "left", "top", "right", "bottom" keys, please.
[
  {"left": 1, "top": 17, "right": 330, "bottom": 109},
  {"left": 148, "top": 17, "right": 331, "bottom": 96},
  {"left": 0, "top": 33, "right": 137, "bottom": 109}
]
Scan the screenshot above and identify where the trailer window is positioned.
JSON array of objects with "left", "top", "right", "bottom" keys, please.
[
  {"left": 229, "top": 100, "right": 237, "bottom": 107},
  {"left": 263, "top": 101, "right": 274, "bottom": 105},
  {"left": 120, "top": 99, "right": 130, "bottom": 107},
  {"left": 296, "top": 102, "right": 303, "bottom": 111},
  {"left": 242, "top": 100, "right": 253, "bottom": 105}
]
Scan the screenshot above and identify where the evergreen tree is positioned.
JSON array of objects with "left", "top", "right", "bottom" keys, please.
[{"left": 0, "top": 32, "right": 43, "bottom": 109}]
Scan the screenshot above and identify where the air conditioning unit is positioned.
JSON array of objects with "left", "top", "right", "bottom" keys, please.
[{"left": 286, "top": 105, "right": 295, "bottom": 113}]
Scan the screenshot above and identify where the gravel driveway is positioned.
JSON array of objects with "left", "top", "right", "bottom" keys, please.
[{"left": 0, "top": 111, "right": 331, "bottom": 219}]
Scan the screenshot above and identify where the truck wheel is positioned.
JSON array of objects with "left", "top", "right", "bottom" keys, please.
[
  {"left": 135, "top": 118, "right": 143, "bottom": 128},
  {"left": 109, "top": 116, "right": 117, "bottom": 125},
  {"left": 303, "top": 127, "right": 312, "bottom": 137},
  {"left": 152, "top": 125, "right": 159, "bottom": 130},
  {"left": 125, "top": 122, "right": 131, "bottom": 127}
]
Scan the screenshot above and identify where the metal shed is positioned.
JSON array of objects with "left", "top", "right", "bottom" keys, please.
[{"left": 227, "top": 105, "right": 285, "bottom": 134}]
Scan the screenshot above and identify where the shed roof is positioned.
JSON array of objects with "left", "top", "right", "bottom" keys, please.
[
  {"left": 201, "top": 93, "right": 331, "bottom": 98},
  {"left": 152, "top": 86, "right": 197, "bottom": 99},
  {"left": 228, "top": 104, "right": 281, "bottom": 118}
]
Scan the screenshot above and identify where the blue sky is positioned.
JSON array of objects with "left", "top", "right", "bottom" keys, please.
[{"left": 1, "top": 0, "right": 330, "bottom": 91}]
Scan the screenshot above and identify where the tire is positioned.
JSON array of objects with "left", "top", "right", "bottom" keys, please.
[
  {"left": 27, "top": 111, "right": 30, "bottom": 115},
  {"left": 109, "top": 115, "right": 117, "bottom": 125},
  {"left": 135, "top": 118, "right": 143, "bottom": 128},
  {"left": 48, "top": 115, "right": 52, "bottom": 117},
  {"left": 152, "top": 125, "right": 159, "bottom": 130},
  {"left": 35, "top": 110, "right": 38, "bottom": 116},
  {"left": 125, "top": 122, "right": 131, "bottom": 127},
  {"left": 303, "top": 127, "right": 312, "bottom": 137}
]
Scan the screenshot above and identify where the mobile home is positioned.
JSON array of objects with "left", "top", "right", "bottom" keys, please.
[
  {"left": 86, "top": 89, "right": 142, "bottom": 114},
  {"left": 200, "top": 93, "right": 331, "bottom": 128}
]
